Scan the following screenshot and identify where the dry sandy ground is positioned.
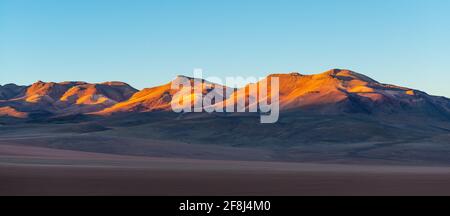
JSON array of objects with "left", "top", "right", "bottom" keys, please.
[{"left": 2, "top": 144, "right": 450, "bottom": 196}]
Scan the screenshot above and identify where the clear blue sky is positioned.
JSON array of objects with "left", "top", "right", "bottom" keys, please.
[{"left": 1, "top": 0, "right": 449, "bottom": 96}]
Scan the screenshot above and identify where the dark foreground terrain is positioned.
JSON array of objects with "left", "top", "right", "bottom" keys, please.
[
  {"left": 2, "top": 144, "right": 450, "bottom": 196},
  {"left": 1, "top": 111, "right": 450, "bottom": 195}
]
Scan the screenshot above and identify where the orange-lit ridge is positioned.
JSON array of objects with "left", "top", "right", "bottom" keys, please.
[{"left": 0, "top": 69, "right": 447, "bottom": 118}]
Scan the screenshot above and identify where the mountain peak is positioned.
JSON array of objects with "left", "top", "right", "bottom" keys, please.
[
  {"left": 59, "top": 81, "right": 88, "bottom": 85},
  {"left": 268, "top": 72, "right": 303, "bottom": 78},
  {"left": 320, "top": 69, "right": 378, "bottom": 83},
  {"left": 324, "top": 68, "right": 350, "bottom": 75},
  {"left": 174, "top": 75, "right": 200, "bottom": 81},
  {"left": 175, "top": 75, "right": 191, "bottom": 79},
  {"left": 101, "top": 81, "right": 131, "bottom": 87},
  {"left": 172, "top": 75, "right": 219, "bottom": 86}
]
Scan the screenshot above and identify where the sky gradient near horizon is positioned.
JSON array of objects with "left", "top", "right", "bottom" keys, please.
[{"left": 1, "top": 0, "right": 449, "bottom": 96}]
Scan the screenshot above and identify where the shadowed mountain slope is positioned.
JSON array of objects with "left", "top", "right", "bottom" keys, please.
[{"left": 0, "top": 84, "right": 27, "bottom": 100}]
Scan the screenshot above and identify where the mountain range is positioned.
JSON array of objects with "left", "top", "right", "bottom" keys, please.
[
  {"left": 2, "top": 69, "right": 450, "bottom": 121},
  {"left": 2, "top": 69, "right": 450, "bottom": 165}
]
